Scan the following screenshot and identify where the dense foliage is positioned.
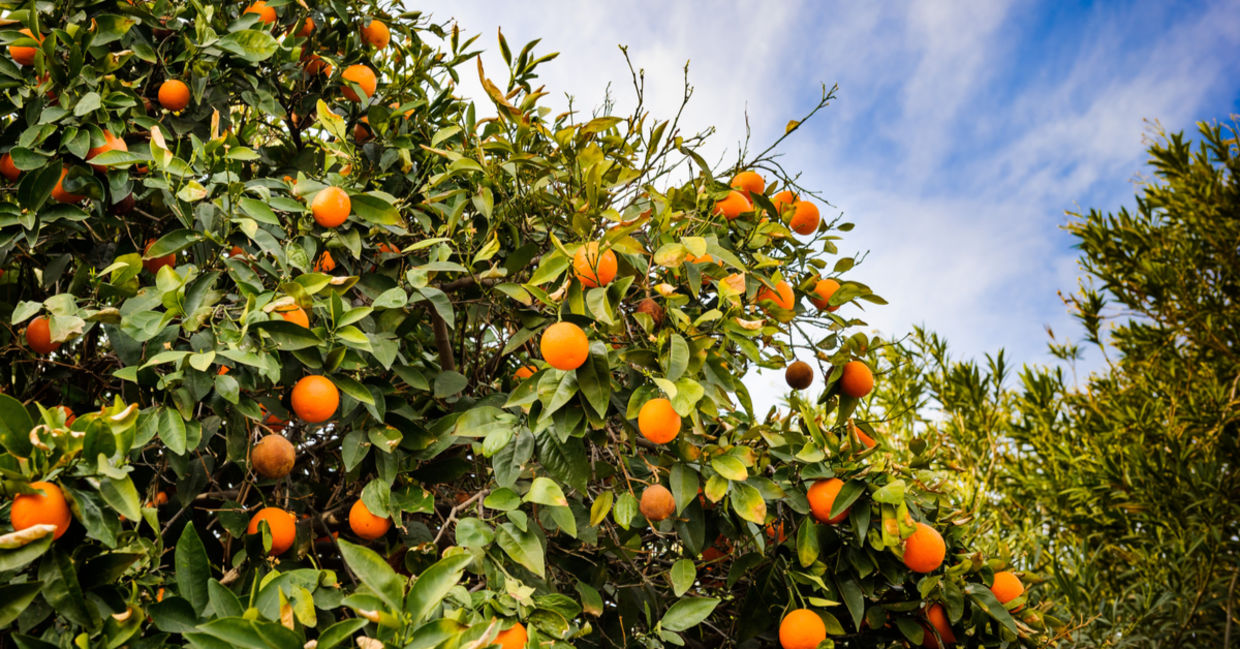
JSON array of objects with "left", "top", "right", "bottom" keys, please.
[
  {"left": 0, "top": 1, "right": 1052, "bottom": 648},
  {"left": 866, "top": 121, "right": 1240, "bottom": 647}
]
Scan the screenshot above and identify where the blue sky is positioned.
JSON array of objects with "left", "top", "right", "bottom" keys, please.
[{"left": 414, "top": 0, "right": 1240, "bottom": 409}]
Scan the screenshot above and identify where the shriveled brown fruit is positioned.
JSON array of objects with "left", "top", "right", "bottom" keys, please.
[
  {"left": 636, "top": 297, "right": 664, "bottom": 326},
  {"left": 639, "top": 484, "right": 676, "bottom": 521},
  {"left": 251, "top": 434, "right": 296, "bottom": 479},
  {"left": 785, "top": 360, "right": 814, "bottom": 390}
]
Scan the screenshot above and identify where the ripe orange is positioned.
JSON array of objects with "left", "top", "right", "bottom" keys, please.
[
  {"left": 849, "top": 421, "right": 877, "bottom": 449},
  {"left": 251, "top": 434, "right": 296, "bottom": 479},
  {"left": 493, "top": 621, "right": 527, "bottom": 649},
  {"left": 638, "top": 398, "right": 681, "bottom": 444},
  {"left": 349, "top": 499, "right": 392, "bottom": 540},
  {"left": 143, "top": 239, "right": 176, "bottom": 274},
  {"left": 923, "top": 603, "right": 956, "bottom": 648},
  {"left": 539, "top": 322, "right": 589, "bottom": 371},
  {"left": 87, "top": 130, "right": 128, "bottom": 172},
  {"left": 244, "top": 1, "right": 276, "bottom": 25},
  {"left": 303, "top": 53, "right": 332, "bottom": 77},
  {"left": 51, "top": 167, "right": 84, "bottom": 203},
  {"left": 341, "top": 64, "right": 377, "bottom": 102},
  {"left": 277, "top": 305, "right": 310, "bottom": 327},
  {"left": 764, "top": 520, "right": 787, "bottom": 544},
  {"left": 991, "top": 571, "right": 1025, "bottom": 609},
  {"left": 903, "top": 522, "right": 946, "bottom": 573},
  {"left": 9, "top": 29, "right": 42, "bottom": 66},
  {"left": 311, "top": 186, "right": 350, "bottom": 228},
  {"left": 839, "top": 360, "right": 874, "bottom": 398},
  {"left": 789, "top": 200, "right": 820, "bottom": 235},
  {"left": 314, "top": 250, "right": 336, "bottom": 272},
  {"left": 785, "top": 361, "right": 813, "bottom": 390},
  {"left": 809, "top": 278, "right": 840, "bottom": 311},
  {"left": 730, "top": 170, "right": 764, "bottom": 198},
  {"left": 290, "top": 375, "right": 339, "bottom": 423},
  {"left": 778, "top": 609, "right": 826, "bottom": 649},
  {"left": 361, "top": 19, "right": 390, "bottom": 49},
  {"left": 771, "top": 189, "right": 796, "bottom": 216},
  {"left": 11, "top": 481, "right": 72, "bottom": 540},
  {"left": 807, "top": 478, "right": 849, "bottom": 524},
  {"left": 246, "top": 506, "right": 296, "bottom": 555},
  {"left": 756, "top": 280, "right": 795, "bottom": 312},
  {"left": 158, "top": 79, "right": 190, "bottom": 111},
  {"left": 514, "top": 365, "right": 537, "bottom": 380},
  {"left": 572, "top": 242, "right": 618, "bottom": 287},
  {"left": 353, "top": 117, "right": 372, "bottom": 142},
  {"left": 376, "top": 242, "right": 400, "bottom": 255},
  {"left": 26, "top": 316, "right": 60, "bottom": 354},
  {"left": 713, "top": 190, "right": 751, "bottom": 220},
  {"left": 639, "top": 484, "right": 676, "bottom": 521},
  {"left": 295, "top": 16, "right": 314, "bottom": 37},
  {"left": 1, "top": 153, "right": 21, "bottom": 181}
]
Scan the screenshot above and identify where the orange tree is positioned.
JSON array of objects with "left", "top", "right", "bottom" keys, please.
[{"left": 0, "top": 1, "right": 1052, "bottom": 647}]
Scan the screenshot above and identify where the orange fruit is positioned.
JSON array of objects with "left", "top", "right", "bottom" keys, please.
[
  {"left": 261, "top": 406, "right": 288, "bottom": 427},
  {"left": 785, "top": 361, "right": 813, "bottom": 390},
  {"left": 839, "top": 360, "right": 873, "bottom": 398},
  {"left": 246, "top": 507, "right": 296, "bottom": 555},
  {"left": 152, "top": 491, "right": 169, "bottom": 506},
  {"left": 807, "top": 478, "right": 849, "bottom": 524},
  {"left": 10, "top": 481, "right": 72, "bottom": 540},
  {"left": 685, "top": 252, "right": 713, "bottom": 265},
  {"left": 539, "top": 322, "right": 589, "bottom": 371},
  {"left": 789, "top": 200, "right": 820, "bottom": 235},
  {"left": 771, "top": 189, "right": 796, "bottom": 216},
  {"left": 923, "top": 603, "right": 956, "bottom": 648},
  {"left": 251, "top": 434, "right": 296, "bottom": 479},
  {"left": 143, "top": 239, "right": 176, "bottom": 274},
  {"left": 778, "top": 609, "right": 826, "bottom": 649},
  {"left": 376, "top": 242, "right": 400, "bottom": 255},
  {"left": 572, "top": 242, "right": 618, "bottom": 287},
  {"left": 756, "top": 280, "right": 795, "bottom": 312},
  {"left": 991, "top": 571, "right": 1024, "bottom": 609},
  {"left": 903, "top": 522, "right": 946, "bottom": 573},
  {"left": 244, "top": 1, "right": 276, "bottom": 25},
  {"left": 295, "top": 16, "right": 314, "bottom": 37},
  {"left": 314, "top": 250, "right": 336, "bottom": 272},
  {"left": 341, "top": 64, "right": 377, "bottom": 102},
  {"left": 26, "top": 316, "right": 60, "bottom": 354},
  {"left": 158, "top": 79, "right": 190, "bottom": 111},
  {"left": 353, "top": 117, "right": 372, "bottom": 142},
  {"left": 361, "top": 19, "right": 390, "bottom": 49},
  {"left": 290, "top": 375, "right": 339, "bottom": 423},
  {"left": 764, "top": 520, "right": 787, "bottom": 544},
  {"left": 637, "top": 398, "right": 680, "bottom": 444},
  {"left": 87, "top": 130, "right": 129, "bottom": 172},
  {"left": 730, "top": 170, "right": 764, "bottom": 198},
  {"left": 639, "top": 484, "right": 675, "bottom": 521},
  {"left": 635, "top": 297, "right": 664, "bottom": 326},
  {"left": 493, "top": 621, "right": 527, "bottom": 649},
  {"left": 713, "top": 190, "right": 751, "bottom": 220},
  {"left": 303, "top": 53, "right": 332, "bottom": 77},
  {"left": 277, "top": 305, "right": 310, "bottom": 327},
  {"left": 349, "top": 499, "right": 392, "bottom": 540},
  {"left": 809, "top": 278, "right": 840, "bottom": 311},
  {"left": 9, "top": 29, "right": 41, "bottom": 66},
  {"left": 849, "top": 421, "right": 877, "bottom": 449},
  {"left": 51, "top": 167, "right": 84, "bottom": 204},
  {"left": 56, "top": 406, "right": 76, "bottom": 425},
  {"left": 514, "top": 365, "right": 537, "bottom": 380},
  {"left": 1, "top": 153, "right": 21, "bottom": 181},
  {"left": 311, "top": 186, "right": 350, "bottom": 228}
]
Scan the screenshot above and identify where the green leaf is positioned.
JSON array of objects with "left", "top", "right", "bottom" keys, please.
[
  {"left": 38, "top": 549, "right": 91, "bottom": 627},
  {"left": 576, "top": 581, "right": 604, "bottom": 617},
  {"left": 589, "top": 492, "right": 613, "bottom": 527},
  {"left": 194, "top": 617, "right": 303, "bottom": 649},
  {"left": 711, "top": 455, "right": 748, "bottom": 482},
  {"left": 0, "top": 393, "right": 34, "bottom": 457},
  {"left": 147, "top": 229, "right": 205, "bottom": 257},
  {"left": 870, "top": 479, "right": 905, "bottom": 506},
  {"left": 660, "top": 597, "right": 719, "bottom": 632},
  {"left": 455, "top": 518, "right": 494, "bottom": 548},
  {"left": 0, "top": 582, "right": 41, "bottom": 629},
  {"left": 833, "top": 480, "right": 867, "bottom": 519},
  {"left": 665, "top": 334, "right": 689, "bottom": 381},
  {"left": 216, "top": 30, "right": 279, "bottom": 62},
  {"left": 496, "top": 522, "right": 544, "bottom": 577},
  {"left": 670, "top": 559, "right": 696, "bottom": 597},
  {"left": 404, "top": 554, "right": 472, "bottom": 623},
  {"left": 730, "top": 482, "right": 766, "bottom": 524},
  {"left": 316, "top": 619, "right": 368, "bottom": 649},
  {"left": 98, "top": 474, "right": 142, "bottom": 522},
  {"left": 176, "top": 525, "right": 211, "bottom": 616},
  {"left": 0, "top": 531, "right": 52, "bottom": 572},
  {"left": 337, "top": 539, "right": 405, "bottom": 611},
  {"left": 239, "top": 197, "right": 281, "bottom": 226},
  {"left": 352, "top": 193, "right": 403, "bottom": 226},
  {"left": 669, "top": 464, "right": 699, "bottom": 515},
  {"left": 159, "top": 407, "right": 189, "bottom": 455},
  {"left": 253, "top": 319, "right": 323, "bottom": 350},
  {"left": 797, "top": 521, "right": 820, "bottom": 568},
  {"left": 965, "top": 583, "right": 1020, "bottom": 634},
  {"left": 837, "top": 577, "right": 864, "bottom": 630},
  {"left": 524, "top": 476, "right": 568, "bottom": 507}
]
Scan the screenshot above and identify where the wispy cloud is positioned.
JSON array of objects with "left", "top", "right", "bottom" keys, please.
[{"left": 414, "top": 0, "right": 1240, "bottom": 411}]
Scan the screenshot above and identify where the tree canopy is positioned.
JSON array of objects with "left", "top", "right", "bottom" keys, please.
[{"left": 0, "top": 2, "right": 1052, "bottom": 648}]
